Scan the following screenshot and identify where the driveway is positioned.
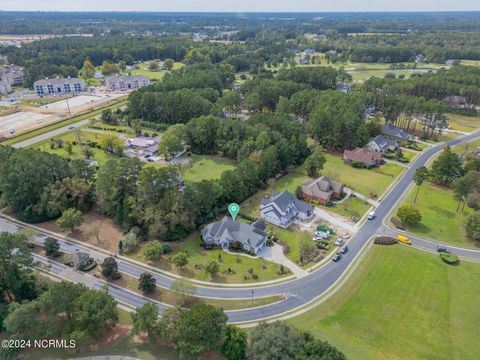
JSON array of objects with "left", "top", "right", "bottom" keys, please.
[{"left": 258, "top": 244, "right": 308, "bottom": 278}]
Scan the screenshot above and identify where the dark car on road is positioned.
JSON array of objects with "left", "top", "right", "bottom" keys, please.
[
  {"left": 437, "top": 246, "right": 449, "bottom": 253},
  {"left": 332, "top": 253, "right": 341, "bottom": 262}
]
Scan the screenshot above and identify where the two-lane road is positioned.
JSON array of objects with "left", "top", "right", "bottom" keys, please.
[{"left": 2, "top": 130, "right": 480, "bottom": 322}]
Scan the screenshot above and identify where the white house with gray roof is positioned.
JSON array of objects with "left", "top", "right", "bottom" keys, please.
[
  {"left": 260, "top": 191, "right": 314, "bottom": 229},
  {"left": 368, "top": 135, "right": 398, "bottom": 153},
  {"left": 201, "top": 217, "right": 268, "bottom": 255}
]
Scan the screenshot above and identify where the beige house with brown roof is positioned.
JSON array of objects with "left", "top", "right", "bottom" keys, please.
[
  {"left": 301, "top": 176, "right": 344, "bottom": 205},
  {"left": 343, "top": 148, "right": 382, "bottom": 168}
]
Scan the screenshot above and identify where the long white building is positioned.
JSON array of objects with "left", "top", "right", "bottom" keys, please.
[
  {"left": 34, "top": 77, "right": 85, "bottom": 96},
  {"left": 105, "top": 75, "right": 150, "bottom": 91}
]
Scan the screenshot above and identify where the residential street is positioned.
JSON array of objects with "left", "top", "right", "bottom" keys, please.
[{"left": 1, "top": 130, "right": 480, "bottom": 323}]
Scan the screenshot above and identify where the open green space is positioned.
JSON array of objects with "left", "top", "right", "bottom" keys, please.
[
  {"left": 129, "top": 61, "right": 185, "bottom": 80},
  {"left": 2, "top": 98, "right": 127, "bottom": 145},
  {"left": 182, "top": 155, "right": 237, "bottom": 182},
  {"left": 322, "top": 153, "right": 403, "bottom": 199},
  {"left": 34, "top": 129, "right": 120, "bottom": 165},
  {"left": 289, "top": 245, "right": 480, "bottom": 360},
  {"left": 453, "top": 138, "right": 480, "bottom": 154},
  {"left": 399, "top": 182, "right": 478, "bottom": 247},
  {"left": 447, "top": 113, "right": 480, "bottom": 132},
  {"left": 328, "top": 196, "right": 371, "bottom": 221},
  {"left": 130, "top": 233, "right": 289, "bottom": 283}
]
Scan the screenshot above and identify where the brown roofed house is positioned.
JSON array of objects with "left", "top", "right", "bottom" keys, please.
[
  {"left": 301, "top": 176, "right": 344, "bottom": 206},
  {"left": 343, "top": 148, "right": 382, "bottom": 168}
]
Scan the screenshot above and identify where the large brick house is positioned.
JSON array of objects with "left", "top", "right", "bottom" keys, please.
[{"left": 301, "top": 176, "right": 344, "bottom": 206}]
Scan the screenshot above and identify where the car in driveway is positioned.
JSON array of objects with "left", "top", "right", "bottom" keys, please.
[
  {"left": 334, "top": 239, "right": 344, "bottom": 246},
  {"left": 437, "top": 246, "right": 449, "bottom": 253},
  {"left": 332, "top": 252, "right": 341, "bottom": 262},
  {"left": 340, "top": 245, "right": 348, "bottom": 254}
]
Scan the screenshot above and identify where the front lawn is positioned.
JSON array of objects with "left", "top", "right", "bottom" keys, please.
[
  {"left": 182, "top": 155, "right": 237, "bottom": 182},
  {"left": 447, "top": 113, "right": 480, "bottom": 132},
  {"left": 131, "top": 233, "right": 289, "bottom": 283},
  {"left": 399, "top": 183, "right": 477, "bottom": 247},
  {"left": 289, "top": 245, "right": 480, "bottom": 360},
  {"left": 328, "top": 196, "right": 372, "bottom": 221},
  {"left": 322, "top": 153, "right": 403, "bottom": 199}
]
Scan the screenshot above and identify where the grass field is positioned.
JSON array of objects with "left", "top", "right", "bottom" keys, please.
[
  {"left": 182, "top": 155, "right": 237, "bottom": 182},
  {"left": 453, "top": 138, "right": 480, "bottom": 154},
  {"left": 34, "top": 130, "right": 119, "bottom": 165},
  {"left": 130, "top": 62, "right": 185, "bottom": 80},
  {"left": 130, "top": 233, "right": 289, "bottom": 283},
  {"left": 447, "top": 113, "right": 480, "bottom": 132},
  {"left": 328, "top": 196, "right": 372, "bottom": 221},
  {"left": 289, "top": 245, "right": 480, "bottom": 360},
  {"left": 322, "top": 153, "right": 403, "bottom": 199},
  {"left": 399, "top": 183, "right": 478, "bottom": 247}
]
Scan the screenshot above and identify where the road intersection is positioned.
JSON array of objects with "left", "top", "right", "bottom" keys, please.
[{"left": 1, "top": 130, "right": 480, "bottom": 323}]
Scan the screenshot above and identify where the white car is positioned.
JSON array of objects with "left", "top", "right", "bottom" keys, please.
[
  {"left": 368, "top": 211, "right": 376, "bottom": 220},
  {"left": 334, "top": 239, "right": 343, "bottom": 246}
]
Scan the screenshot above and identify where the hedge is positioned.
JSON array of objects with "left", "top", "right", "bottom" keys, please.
[
  {"left": 440, "top": 252, "right": 459, "bottom": 264},
  {"left": 374, "top": 236, "right": 397, "bottom": 245}
]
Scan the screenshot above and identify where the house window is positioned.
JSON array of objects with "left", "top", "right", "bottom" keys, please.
[
  {"left": 63, "top": 84, "right": 71, "bottom": 93},
  {"left": 35, "top": 86, "right": 44, "bottom": 95},
  {"left": 47, "top": 84, "right": 54, "bottom": 94},
  {"left": 73, "top": 83, "right": 82, "bottom": 92}
]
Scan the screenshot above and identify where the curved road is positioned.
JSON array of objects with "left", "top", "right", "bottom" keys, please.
[{"left": 2, "top": 131, "right": 480, "bottom": 323}]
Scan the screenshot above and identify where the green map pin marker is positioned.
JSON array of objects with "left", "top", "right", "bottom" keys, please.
[{"left": 228, "top": 203, "right": 240, "bottom": 220}]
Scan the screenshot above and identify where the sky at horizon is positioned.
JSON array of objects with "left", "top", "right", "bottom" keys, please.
[{"left": 1, "top": 0, "right": 480, "bottom": 12}]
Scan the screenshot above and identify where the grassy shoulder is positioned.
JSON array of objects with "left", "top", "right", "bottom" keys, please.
[
  {"left": 288, "top": 245, "right": 480, "bottom": 360},
  {"left": 399, "top": 183, "right": 478, "bottom": 247},
  {"left": 129, "top": 233, "right": 290, "bottom": 283}
]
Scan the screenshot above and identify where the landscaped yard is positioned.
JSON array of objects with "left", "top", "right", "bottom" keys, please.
[
  {"left": 399, "top": 182, "right": 478, "bottom": 247},
  {"left": 289, "top": 245, "right": 480, "bottom": 360},
  {"left": 130, "top": 232, "right": 290, "bottom": 283},
  {"left": 400, "top": 148, "right": 417, "bottom": 162},
  {"left": 182, "top": 155, "right": 237, "bottom": 182},
  {"left": 447, "top": 113, "right": 480, "bottom": 132},
  {"left": 34, "top": 129, "right": 120, "bottom": 165}
]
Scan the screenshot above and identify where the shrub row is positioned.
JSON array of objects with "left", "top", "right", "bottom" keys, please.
[{"left": 374, "top": 236, "right": 397, "bottom": 245}]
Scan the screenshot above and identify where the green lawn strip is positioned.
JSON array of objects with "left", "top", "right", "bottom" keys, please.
[
  {"left": 2, "top": 99, "right": 127, "bottom": 145},
  {"left": 447, "top": 113, "right": 480, "bottom": 132},
  {"left": 34, "top": 130, "right": 119, "bottom": 166},
  {"left": 400, "top": 148, "right": 417, "bottom": 162},
  {"left": 327, "top": 196, "right": 371, "bottom": 221},
  {"left": 452, "top": 138, "right": 480, "bottom": 154},
  {"left": 400, "top": 183, "right": 478, "bottom": 247},
  {"left": 182, "top": 155, "right": 237, "bottom": 182},
  {"left": 322, "top": 153, "right": 402, "bottom": 199},
  {"left": 288, "top": 245, "right": 480, "bottom": 360},
  {"left": 109, "top": 272, "right": 282, "bottom": 310},
  {"left": 129, "top": 233, "right": 289, "bottom": 283}
]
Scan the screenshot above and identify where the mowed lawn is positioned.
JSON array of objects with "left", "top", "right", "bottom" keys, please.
[
  {"left": 34, "top": 130, "right": 119, "bottom": 165},
  {"left": 328, "top": 196, "right": 372, "bottom": 221},
  {"left": 131, "top": 233, "right": 289, "bottom": 283},
  {"left": 289, "top": 245, "right": 480, "bottom": 360},
  {"left": 401, "top": 183, "right": 477, "bottom": 247},
  {"left": 322, "top": 153, "right": 403, "bottom": 198},
  {"left": 182, "top": 155, "right": 237, "bottom": 182},
  {"left": 447, "top": 113, "right": 480, "bottom": 132}
]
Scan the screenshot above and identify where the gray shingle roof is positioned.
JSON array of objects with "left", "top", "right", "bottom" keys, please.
[
  {"left": 201, "top": 217, "right": 267, "bottom": 250},
  {"left": 261, "top": 191, "right": 313, "bottom": 215}
]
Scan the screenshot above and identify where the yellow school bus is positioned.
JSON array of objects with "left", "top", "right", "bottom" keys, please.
[{"left": 396, "top": 235, "right": 412, "bottom": 245}]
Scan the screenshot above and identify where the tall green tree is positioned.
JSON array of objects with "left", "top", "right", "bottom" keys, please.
[{"left": 412, "top": 166, "right": 430, "bottom": 203}]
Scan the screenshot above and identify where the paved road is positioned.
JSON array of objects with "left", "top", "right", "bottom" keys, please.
[
  {"left": 2, "top": 130, "right": 480, "bottom": 323},
  {"left": 13, "top": 120, "right": 91, "bottom": 148}
]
